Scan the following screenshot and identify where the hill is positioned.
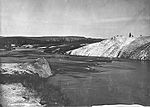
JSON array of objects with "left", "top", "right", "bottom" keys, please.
[
  {"left": 67, "top": 35, "right": 135, "bottom": 57},
  {"left": 67, "top": 35, "right": 150, "bottom": 60},
  {"left": 0, "top": 36, "right": 103, "bottom": 54}
]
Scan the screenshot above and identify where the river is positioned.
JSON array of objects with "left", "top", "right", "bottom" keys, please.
[
  {"left": 1, "top": 55, "right": 150, "bottom": 106},
  {"left": 48, "top": 57, "right": 150, "bottom": 106}
]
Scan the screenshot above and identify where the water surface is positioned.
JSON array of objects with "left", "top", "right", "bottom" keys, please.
[{"left": 48, "top": 58, "right": 150, "bottom": 106}]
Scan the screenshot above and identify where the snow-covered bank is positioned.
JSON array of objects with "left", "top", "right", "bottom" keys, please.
[{"left": 67, "top": 36, "right": 150, "bottom": 60}]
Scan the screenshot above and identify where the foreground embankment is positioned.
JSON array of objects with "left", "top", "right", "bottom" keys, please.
[{"left": 0, "top": 57, "right": 70, "bottom": 107}]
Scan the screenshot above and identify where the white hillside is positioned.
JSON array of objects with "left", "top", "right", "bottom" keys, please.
[
  {"left": 118, "top": 36, "right": 150, "bottom": 58},
  {"left": 67, "top": 35, "right": 135, "bottom": 58}
]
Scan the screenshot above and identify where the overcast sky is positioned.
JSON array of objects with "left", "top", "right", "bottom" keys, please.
[{"left": 1, "top": 0, "right": 150, "bottom": 38}]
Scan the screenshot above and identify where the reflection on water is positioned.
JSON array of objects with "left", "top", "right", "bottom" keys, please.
[{"left": 49, "top": 60, "right": 150, "bottom": 106}]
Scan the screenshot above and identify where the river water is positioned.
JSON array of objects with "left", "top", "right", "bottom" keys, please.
[
  {"left": 48, "top": 58, "right": 150, "bottom": 106},
  {"left": 1, "top": 56, "right": 150, "bottom": 106}
]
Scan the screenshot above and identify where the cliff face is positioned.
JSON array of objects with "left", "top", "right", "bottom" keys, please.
[
  {"left": 67, "top": 36, "right": 135, "bottom": 58},
  {"left": 1, "top": 57, "right": 52, "bottom": 78}
]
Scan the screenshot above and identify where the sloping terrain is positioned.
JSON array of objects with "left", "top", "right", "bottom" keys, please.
[
  {"left": 67, "top": 35, "right": 135, "bottom": 58},
  {"left": 44, "top": 39, "right": 103, "bottom": 54},
  {"left": 67, "top": 36, "right": 150, "bottom": 60},
  {"left": 129, "top": 42, "right": 150, "bottom": 60},
  {"left": 118, "top": 36, "right": 150, "bottom": 58}
]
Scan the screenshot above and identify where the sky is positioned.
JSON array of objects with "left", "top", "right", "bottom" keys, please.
[{"left": 1, "top": 0, "right": 150, "bottom": 38}]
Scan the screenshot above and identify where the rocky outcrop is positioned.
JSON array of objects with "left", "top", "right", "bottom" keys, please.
[{"left": 1, "top": 57, "right": 52, "bottom": 78}]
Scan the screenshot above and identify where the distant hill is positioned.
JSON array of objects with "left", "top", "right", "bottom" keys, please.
[
  {"left": 29, "top": 36, "right": 87, "bottom": 42},
  {"left": 0, "top": 36, "right": 103, "bottom": 52},
  {"left": 0, "top": 37, "right": 43, "bottom": 49}
]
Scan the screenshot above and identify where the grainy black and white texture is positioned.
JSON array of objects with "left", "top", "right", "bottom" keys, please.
[{"left": 0, "top": 0, "right": 150, "bottom": 107}]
